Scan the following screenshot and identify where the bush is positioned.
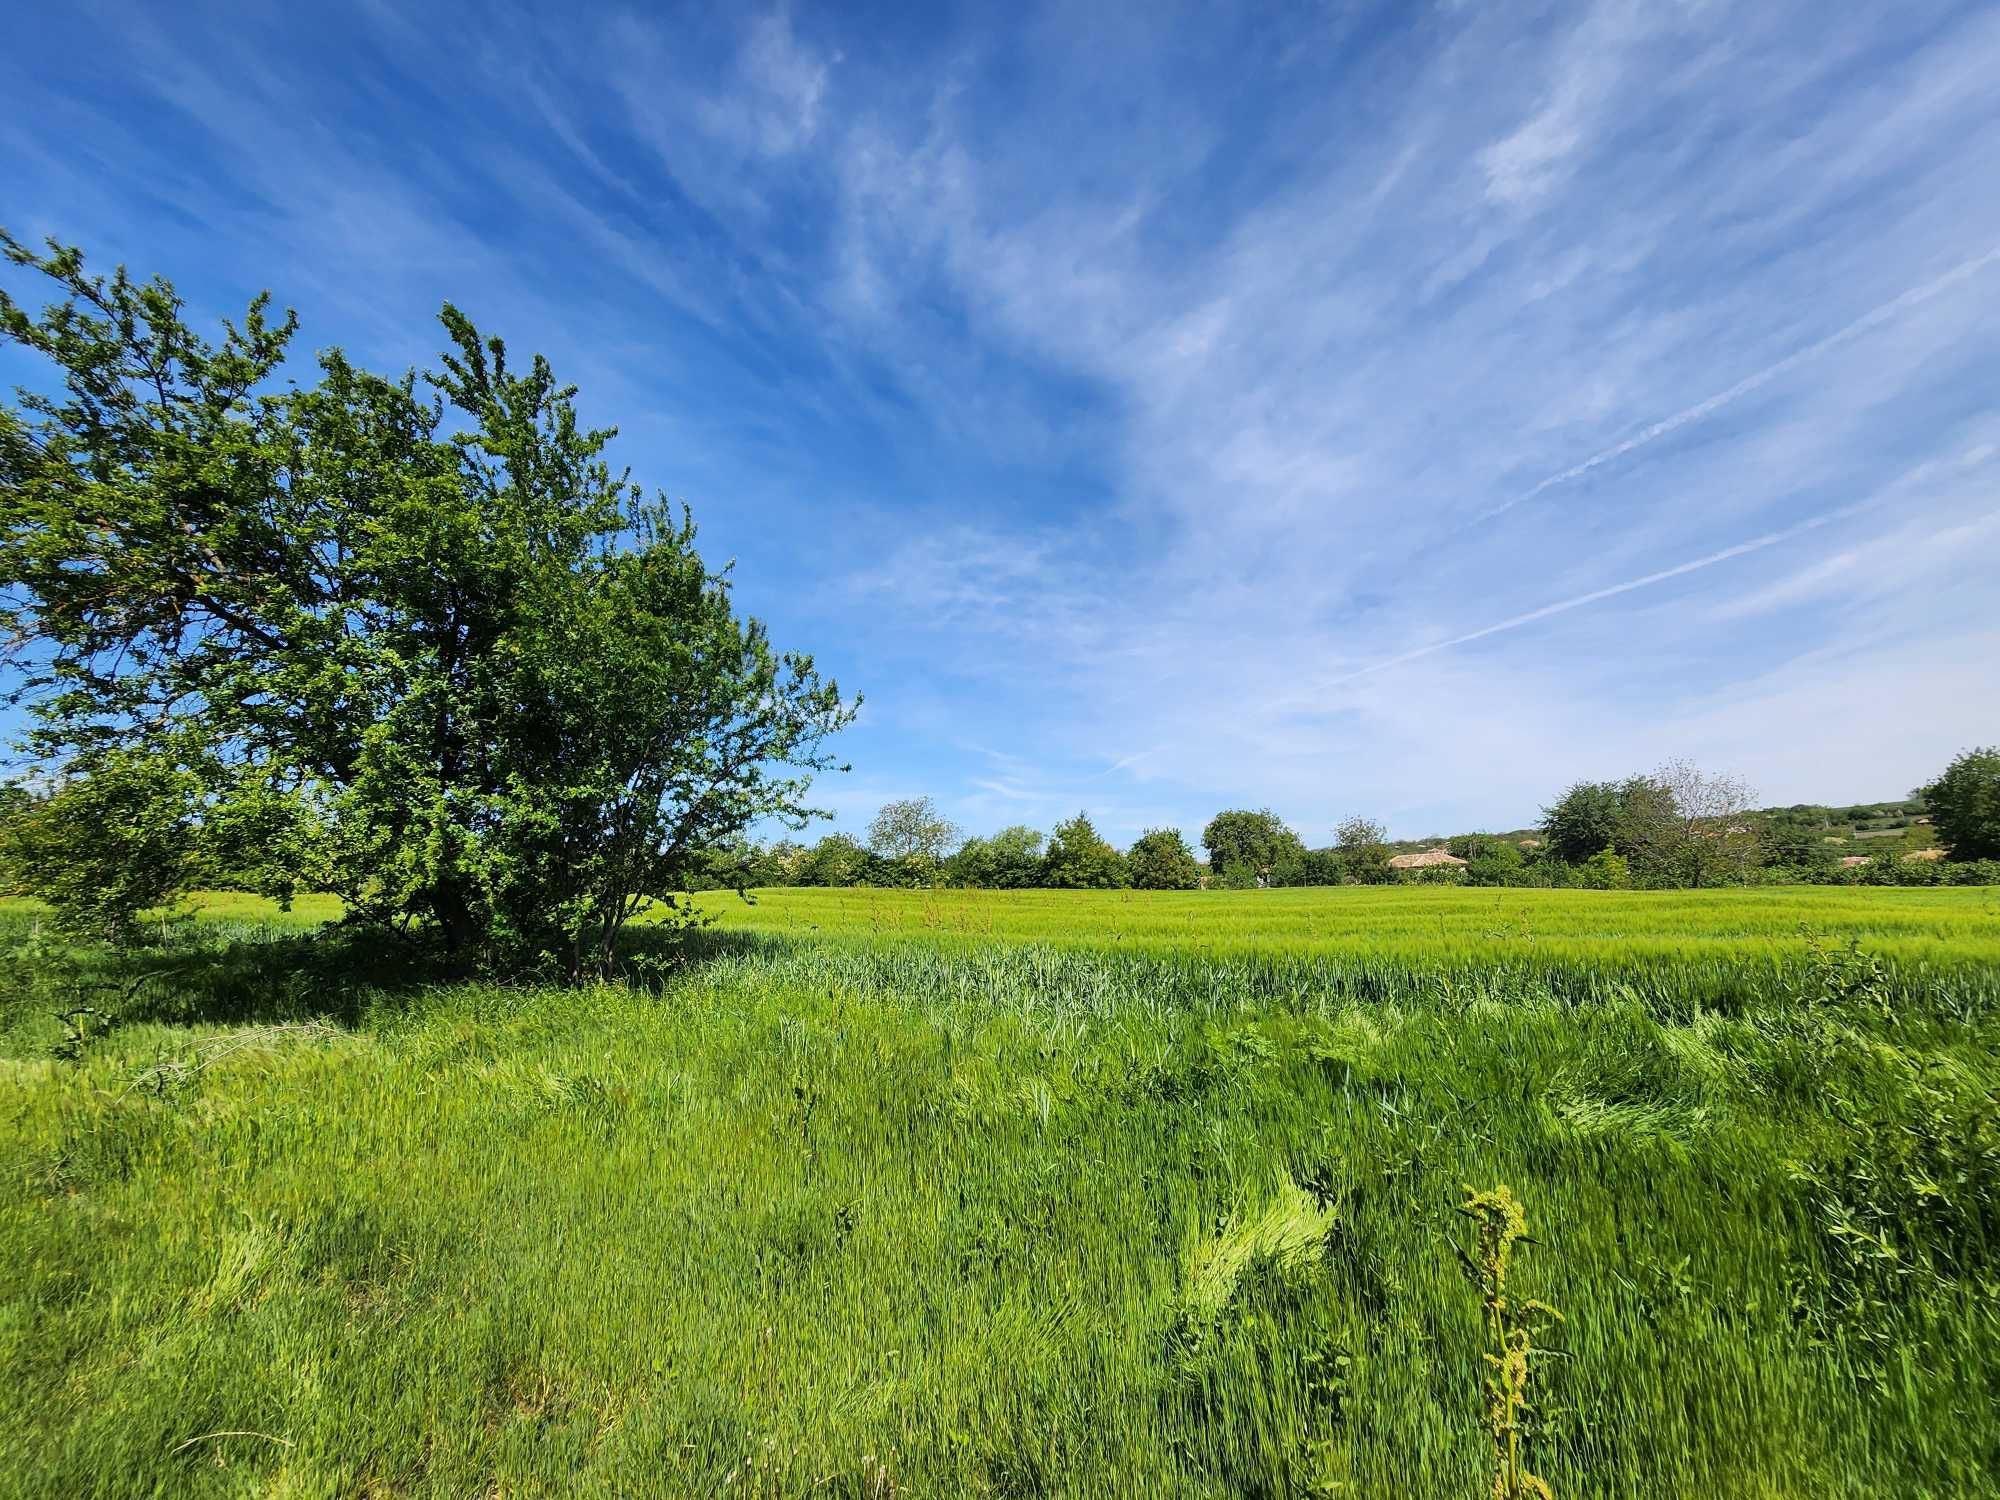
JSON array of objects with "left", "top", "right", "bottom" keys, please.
[{"left": 1577, "top": 847, "right": 1632, "bottom": 890}]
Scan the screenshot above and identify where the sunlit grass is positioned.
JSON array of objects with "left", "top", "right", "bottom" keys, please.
[
  {"left": 691, "top": 882, "right": 2000, "bottom": 966},
  {"left": 0, "top": 890, "right": 1995, "bottom": 1495}
]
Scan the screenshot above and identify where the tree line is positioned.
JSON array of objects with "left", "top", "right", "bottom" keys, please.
[{"left": 692, "top": 749, "right": 2000, "bottom": 893}]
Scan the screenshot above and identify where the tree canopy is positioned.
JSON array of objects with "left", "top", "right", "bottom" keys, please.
[
  {"left": 1127, "top": 828, "right": 1202, "bottom": 890},
  {"left": 0, "top": 235, "right": 854, "bottom": 970},
  {"left": 1538, "top": 781, "right": 1624, "bottom": 864},
  {"left": 1334, "top": 815, "right": 1391, "bottom": 884},
  {"left": 1200, "top": 808, "right": 1304, "bottom": 884},
  {"left": 1041, "top": 812, "right": 1128, "bottom": 889},
  {"left": 867, "top": 796, "right": 961, "bottom": 877},
  {"left": 1921, "top": 747, "right": 2000, "bottom": 861}
]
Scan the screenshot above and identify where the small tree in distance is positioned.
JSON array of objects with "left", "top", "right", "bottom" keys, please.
[
  {"left": 1127, "top": 828, "right": 1202, "bottom": 889},
  {"left": 1042, "top": 812, "right": 1129, "bottom": 889},
  {"left": 868, "top": 796, "right": 962, "bottom": 883},
  {"left": 1336, "top": 816, "right": 1392, "bottom": 884},
  {"left": 1201, "top": 808, "right": 1306, "bottom": 886},
  {"left": 1619, "top": 760, "right": 1758, "bottom": 887},
  {"left": 1539, "top": 782, "right": 1624, "bottom": 864}
]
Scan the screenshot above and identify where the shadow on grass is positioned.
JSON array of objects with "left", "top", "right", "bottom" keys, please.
[{"left": 0, "top": 912, "right": 793, "bottom": 1039}]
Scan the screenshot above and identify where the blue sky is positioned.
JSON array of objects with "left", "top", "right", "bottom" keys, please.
[{"left": 5, "top": 0, "right": 1998, "bottom": 846}]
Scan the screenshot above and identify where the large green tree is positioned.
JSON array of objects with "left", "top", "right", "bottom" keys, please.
[
  {"left": 1921, "top": 747, "right": 2000, "bottom": 861},
  {"left": 0, "top": 236, "right": 854, "bottom": 969}
]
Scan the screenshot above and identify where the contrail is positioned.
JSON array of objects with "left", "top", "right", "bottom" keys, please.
[
  {"left": 1320, "top": 507, "right": 1852, "bottom": 688},
  {"left": 1473, "top": 246, "right": 2000, "bottom": 524}
]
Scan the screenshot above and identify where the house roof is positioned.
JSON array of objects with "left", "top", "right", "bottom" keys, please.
[{"left": 1388, "top": 847, "right": 1468, "bottom": 869}]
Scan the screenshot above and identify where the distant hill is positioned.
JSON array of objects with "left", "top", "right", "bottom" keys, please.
[{"left": 1392, "top": 796, "right": 1936, "bottom": 860}]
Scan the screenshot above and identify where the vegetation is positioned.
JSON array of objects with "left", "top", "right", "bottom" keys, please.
[
  {"left": 1127, "top": 827, "right": 1203, "bottom": 890},
  {"left": 0, "top": 235, "right": 852, "bottom": 971},
  {"left": 1201, "top": 808, "right": 1306, "bottom": 887},
  {"left": 2, "top": 891, "right": 1997, "bottom": 1496},
  {"left": 1039, "top": 812, "right": 1129, "bottom": 890},
  {"left": 1922, "top": 747, "right": 2000, "bottom": 861}
]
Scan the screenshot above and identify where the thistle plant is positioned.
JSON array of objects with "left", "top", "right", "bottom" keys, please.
[{"left": 1457, "top": 1184, "right": 1562, "bottom": 1500}]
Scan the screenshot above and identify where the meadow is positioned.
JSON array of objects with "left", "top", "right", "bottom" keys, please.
[{"left": 1, "top": 887, "right": 1996, "bottom": 1496}]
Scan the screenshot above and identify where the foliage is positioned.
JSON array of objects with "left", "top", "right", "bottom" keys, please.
[
  {"left": 945, "top": 825, "right": 1045, "bottom": 889},
  {"left": 1201, "top": 808, "right": 1306, "bottom": 885},
  {"left": 1127, "top": 827, "right": 1203, "bottom": 890},
  {"left": 0, "top": 236, "right": 853, "bottom": 970},
  {"left": 1040, "top": 811, "right": 1129, "bottom": 889},
  {"left": 0, "top": 750, "right": 203, "bottom": 942},
  {"left": 1538, "top": 782, "right": 1624, "bottom": 865},
  {"left": 1576, "top": 846, "right": 1631, "bottom": 890},
  {"left": 1335, "top": 815, "right": 1393, "bottom": 884},
  {"left": 1457, "top": 837, "right": 1526, "bottom": 887},
  {"left": 1615, "top": 762, "right": 1760, "bottom": 888},
  {"left": 1920, "top": 747, "right": 2000, "bottom": 861},
  {"left": 866, "top": 796, "right": 961, "bottom": 883},
  {"left": 794, "top": 833, "right": 871, "bottom": 888}
]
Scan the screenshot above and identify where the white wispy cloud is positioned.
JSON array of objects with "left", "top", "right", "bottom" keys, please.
[{"left": 8, "top": 0, "right": 1999, "bottom": 843}]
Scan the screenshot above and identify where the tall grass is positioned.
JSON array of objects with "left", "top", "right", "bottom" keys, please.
[{"left": 0, "top": 894, "right": 1995, "bottom": 1495}]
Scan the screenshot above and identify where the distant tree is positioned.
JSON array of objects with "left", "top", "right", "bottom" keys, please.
[
  {"left": 1538, "top": 782, "right": 1624, "bottom": 864},
  {"left": 1920, "top": 747, "right": 2000, "bottom": 861},
  {"left": 944, "top": 825, "right": 1044, "bottom": 888},
  {"left": 868, "top": 797, "right": 960, "bottom": 862},
  {"left": 1216, "top": 861, "right": 1260, "bottom": 890},
  {"left": 764, "top": 838, "right": 806, "bottom": 885},
  {"left": 689, "top": 836, "right": 790, "bottom": 892},
  {"left": 1297, "top": 847, "right": 1344, "bottom": 886},
  {"left": 1335, "top": 815, "right": 1392, "bottom": 884},
  {"left": 1618, "top": 760, "right": 1758, "bottom": 887},
  {"left": 987, "top": 825, "right": 1047, "bottom": 887},
  {"left": 1041, "top": 812, "right": 1129, "bottom": 889},
  {"left": 795, "top": 833, "right": 868, "bottom": 887},
  {"left": 0, "top": 782, "right": 32, "bottom": 897},
  {"left": 1462, "top": 838, "right": 1525, "bottom": 886},
  {"left": 1200, "top": 808, "right": 1306, "bottom": 885},
  {"left": 1127, "top": 828, "right": 1202, "bottom": 890},
  {"left": 867, "top": 796, "right": 961, "bottom": 883}
]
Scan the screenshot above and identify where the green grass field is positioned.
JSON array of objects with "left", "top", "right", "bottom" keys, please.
[
  {"left": 691, "top": 883, "right": 2000, "bottom": 963},
  {"left": 2, "top": 888, "right": 1996, "bottom": 1496}
]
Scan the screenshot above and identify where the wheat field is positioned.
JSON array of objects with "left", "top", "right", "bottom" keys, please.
[{"left": 1, "top": 889, "right": 1995, "bottom": 1496}]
